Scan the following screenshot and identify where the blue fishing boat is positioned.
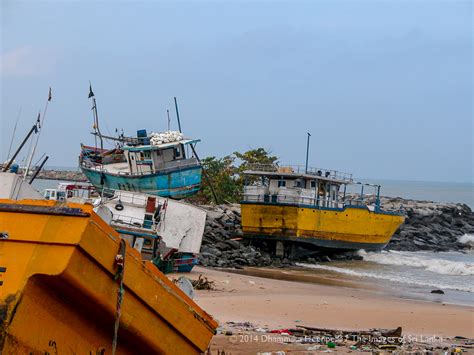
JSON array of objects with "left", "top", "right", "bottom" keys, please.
[{"left": 80, "top": 129, "right": 202, "bottom": 199}]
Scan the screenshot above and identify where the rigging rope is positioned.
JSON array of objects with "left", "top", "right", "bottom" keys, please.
[{"left": 112, "top": 239, "right": 126, "bottom": 355}]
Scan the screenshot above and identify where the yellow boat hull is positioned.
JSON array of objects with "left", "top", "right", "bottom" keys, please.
[
  {"left": 241, "top": 202, "right": 405, "bottom": 250},
  {"left": 0, "top": 199, "right": 217, "bottom": 354}
]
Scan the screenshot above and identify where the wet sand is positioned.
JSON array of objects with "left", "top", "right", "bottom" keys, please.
[{"left": 184, "top": 266, "right": 473, "bottom": 338}]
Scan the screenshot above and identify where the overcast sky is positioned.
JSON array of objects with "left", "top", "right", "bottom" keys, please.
[{"left": 1, "top": 0, "right": 472, "bottom": 183}]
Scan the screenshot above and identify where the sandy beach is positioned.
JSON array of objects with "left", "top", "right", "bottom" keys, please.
[{"left": 175, "top": 266, "right": 473, "bottom": 353}]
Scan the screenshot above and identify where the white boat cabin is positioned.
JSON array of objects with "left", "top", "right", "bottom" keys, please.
[
  {"left": 242, "top": 164, "right": 382, "bottom": 209},
  {"left": 123, "top": 139, "right": 200, "bottom": 175}
]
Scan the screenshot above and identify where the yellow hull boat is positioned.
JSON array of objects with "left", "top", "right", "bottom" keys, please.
[
  {"left": 241, "top": 203, "right": 405, "bottom": 250},
  {"left": 0, "top": 199, "right": 217, "bottom": 354},
  {"left": 241, "top": 165, "right": 405, "bottom": 253}
]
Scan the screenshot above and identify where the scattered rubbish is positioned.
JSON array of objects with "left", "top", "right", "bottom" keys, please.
[
  {"left": 191, "top": 274, "right": 216, "bottom": 290},
  {"left": 295, "top": 325, "right": 403, "bottom": 338},
  {"left": 327, "top": 341, "right": 336, "bottom": 348},
  {"left": 379, "top": 344, "right": 398, "bottom": 350},
  {"left": 307, "top": 345, "right": 321, "bottom": 351},
  {"left": 431, "top": 289, "right": 445, "bottom": 294},
  {"left": 175, "top": 277, "right": 195, "bottom": 299},
  {"left": 270, "top": 329, "right": 293, "bottom": 335},
  {"left": 255, "top": 327, "right": 268, "bottom": 333},
  {"left": 249, "top": 280, "right": 256, "bottom": 285}
]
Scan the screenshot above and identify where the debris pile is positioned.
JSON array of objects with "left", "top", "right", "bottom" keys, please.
[
  {"left": 149, "top": 131, "right": 184, "bottom": 145},
  {"left": 191, "top": 274, "right": 216, "bottom": 290},
  {"left": 214, "top": 322, "right": 474, "bottom": 353}
]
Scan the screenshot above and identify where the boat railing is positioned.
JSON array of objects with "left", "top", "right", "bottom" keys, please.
[
  {"left": 244, "top": 164, "right": 353, "bottom": 182},
  {"left": 242, "top": 192, "right": 345, "bottom": 209},
  {"left": 112, "top": 214, "right": 152, "bottom": 230},
  {"left": 242, "top": 192, "right": 405, "bottom": 213}
]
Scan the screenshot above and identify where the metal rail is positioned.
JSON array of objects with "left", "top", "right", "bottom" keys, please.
[{"left": 244, "top": 164, "right": 353, "bottom": 182}]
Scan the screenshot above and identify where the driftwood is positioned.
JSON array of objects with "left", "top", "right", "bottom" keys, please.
[
  {"left": 191, "top": 274, "right": 216, "bottom": 290},
  {"left": 294, "top": 325, "right": 402, "bottom": 338}
]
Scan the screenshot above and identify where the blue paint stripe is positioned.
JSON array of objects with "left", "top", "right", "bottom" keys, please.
[{"left": 240, "top": 201, "right": 403, "bottom": 216}]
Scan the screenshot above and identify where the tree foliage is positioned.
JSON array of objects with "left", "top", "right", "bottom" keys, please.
[{"left": 190, "top": 148, "right": 279, "bottom": 204}]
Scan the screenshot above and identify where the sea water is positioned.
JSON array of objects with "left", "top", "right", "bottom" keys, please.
[
  {"left": 298, "top": 241, "right": 474, "bottom": 306},
  {"left": 364, "top": 178, "right": 474, "bottom": 209}
]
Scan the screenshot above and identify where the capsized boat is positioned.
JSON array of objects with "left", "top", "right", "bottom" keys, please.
[
  {"left": 0, "top": 199, "right": 217, "bottom": 353},
  {"left": 96, "top": 190, "right": 207, "bottom": 272},
  {"left": 80, "top": 130, "right": 202, "bottom": 199},
  {"left": 240, "top": 164, "right": 405, "bottom": 256}
]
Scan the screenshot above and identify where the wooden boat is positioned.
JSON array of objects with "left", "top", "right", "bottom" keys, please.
[
  {"left": 240, "top": 164, "right": 405, "bottom": 255},
  {"left": 0, "top": 199, "right": 217, "bottom": 353},
  {"left": 80, "top": 130, "right": 202, "bottom": 199}
]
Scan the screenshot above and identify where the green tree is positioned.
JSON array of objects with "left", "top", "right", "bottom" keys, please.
[{"left": 191, "top": 148, "right": 279, "bottom": 204}]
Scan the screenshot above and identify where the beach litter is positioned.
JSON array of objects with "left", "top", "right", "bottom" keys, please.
[{"left": 191, "top": 274, "right": 216, "bottom": 290}]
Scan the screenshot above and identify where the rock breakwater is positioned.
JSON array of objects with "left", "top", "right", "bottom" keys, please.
[{"left": 198, "top": 198, "right": 474, "bottom": 268}]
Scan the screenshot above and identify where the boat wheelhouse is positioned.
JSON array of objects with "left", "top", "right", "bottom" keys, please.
[
  {"left": 240, "top": 164, "right": 405, "bottom": 255},
  {"left": 80, "top": 130, "right": 202, "bottom": 199}
]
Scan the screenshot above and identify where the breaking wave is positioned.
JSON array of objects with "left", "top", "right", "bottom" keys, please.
[
  {"left": 296, "top": 262, "right": 474, "bottom": 293},
  {"left": 459, "top": 234, "right": 474, "bottom": 246},
  {"left": 357, "top": 250, "right": 474, "bottom": 276}
]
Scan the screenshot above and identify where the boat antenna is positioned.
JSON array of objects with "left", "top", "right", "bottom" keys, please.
[
  {"left": 2, "top": 116, "right": 40, "bottom": 172},
  {"left": 305, "top": 132, "right": 311, "bottom": 174},
  {"left": 89, "top": 82, "right": 104, "bottom": 150},
  {"left": 173, "top": 97, "right": 182, "bottom": 133},
  {"left": 167, "top": 109, "right": 171, "bottom": 132},
  {"left": 6, "top": 106, "right": 22, "bottom": 162},
  {"left": 24, "top": 87, "right": 52, "bottom": 180},
  {"left": 29, "top": 155, "right": 49, "bottom": 184}
]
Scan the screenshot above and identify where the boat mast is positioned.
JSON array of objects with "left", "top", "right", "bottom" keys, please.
[
  {"left": 174, "top": 97, "right": 182, "bottom": 133},
  {"left": 305, "top": 132, "right": 311, "bottom": 174},
  {"left": 29, "top": 155, "right": 49, "bottom": 184},
  {"left": 24, "top": 88, "right": 52, "bottom": 180},
  {"left": 2, "top": 118, "right": 40, "bottom": 172},
  {"left": 89, "top": 83, "right": 104, "bottom": 150}
]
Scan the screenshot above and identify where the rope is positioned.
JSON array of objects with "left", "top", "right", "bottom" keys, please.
[{"left": 112, "top": 239, "right": 126, "bottom": 355}]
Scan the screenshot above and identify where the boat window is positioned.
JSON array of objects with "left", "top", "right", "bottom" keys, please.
[
  {"left": 174, "top": 146, "right": 182, "bottom": 159},
  {"left": 311, "top": 180, "right": 316, "bottom": 188},
  {"left": 278, "top": 180, "right": 286, "bottom": 187},
  {"left": 294, "top": 180, "right": 302, "bottom": 188}
]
